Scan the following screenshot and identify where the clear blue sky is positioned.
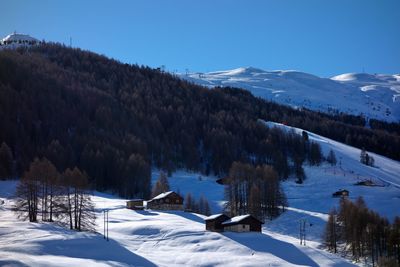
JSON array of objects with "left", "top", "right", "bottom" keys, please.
[{"left": 1, "top": 0, "right": 399, "bottom": 77}]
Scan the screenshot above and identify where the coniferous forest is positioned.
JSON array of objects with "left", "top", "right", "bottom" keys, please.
[{"left": 0, "top": 43, "right": 399, "bottom": 199}]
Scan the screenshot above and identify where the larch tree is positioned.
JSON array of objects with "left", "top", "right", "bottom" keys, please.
[
  {"left": 62, "top": 167, "right": 95, "bottom": 231},
  {"left": 325, "top": 208, "right": 338, "bottom": 253},
  {"left": 14, "top": 158, "right": 42, "bottom": 222},
  {"left": 151, "top": 171, "right": 170, "bottom": 197}
]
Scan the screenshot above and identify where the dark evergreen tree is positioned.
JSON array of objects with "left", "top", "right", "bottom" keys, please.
[
  {"left": 326, "top": 149, "right": 337, "bottom": 166},
  {"left": 0, "top": 142, "right": 13, "bottom": 180},
  {"left": 152, "top": 171, "right": 170, "bottom": 197}
]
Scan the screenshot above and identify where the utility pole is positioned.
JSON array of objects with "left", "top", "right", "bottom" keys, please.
[
  {"left": 104, "top": 210, "right": 109, "bottom": 241},
  {"left": 333, "top": 215, "right": 337, "bottom": 253},
  {"left": 70, "top": 37, "right": 72, "bottom": 47},
  {"left": 299, "top": 219, "right": 307, "bottom": 246}
]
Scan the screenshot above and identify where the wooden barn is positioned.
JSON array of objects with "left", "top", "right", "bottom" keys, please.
[
  {"left": 146, "top": 191, "right": 184, "bottom": 211},
  {"left": 204, "top": 214, "right": 231, "bottom": 232},
  {"left": 332, "top": 189, "right": 349, "bottom": 198},
  {"left": 126, "top": 199, "right": 144, "bottom": 210},
  {"left": 221, "top": 214, "right": 263, "bottom": 233}
]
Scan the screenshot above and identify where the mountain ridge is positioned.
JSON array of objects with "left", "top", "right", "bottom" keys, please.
[{"left": 182, "top": 67, "right": 400, "bottom": 122}]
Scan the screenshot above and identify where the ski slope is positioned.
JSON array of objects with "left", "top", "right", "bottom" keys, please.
[
  {"left": 181, "top": 67, "right": 400, "bottom": 122},
  {"left": 261, "top": 121, "right": 400, "bottom": 245}
]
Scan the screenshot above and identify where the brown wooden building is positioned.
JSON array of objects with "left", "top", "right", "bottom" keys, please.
[
  {"left": 146, "top": 191, "right": 184, "bottom": 211},
  {"left": 221, "top": 214, "right": 263, "bottom": 232},
  {"left": 126, "top": 199, "right": 144, "bottom": 210},
  {"left": 204, "top": 214, "right": 231, "bottom": 232}
]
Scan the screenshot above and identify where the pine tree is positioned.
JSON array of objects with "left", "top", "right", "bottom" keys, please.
[
  {"left": 0, "top": 142, "right": 13, "bottom": 180},
  {"left": 151, "top": 171, "right": 170, "bottom": 197},
  {"left": 360, "top": 148, "right": 367, "bottom": 165},
  {"left": 184, "top": 192, "right": 195, "bottom": 212},
  {"left": 198, "top": 195, "right": 211, "bottom": 216},
  {"left": 308, "top": 142, "right": 322, "bottom": 166},
  {"left": 203, "top": 198, "right": 211, "bottom": 216},
  {"left": 326, "top": 149, "right": 337, "bottom": 166}
]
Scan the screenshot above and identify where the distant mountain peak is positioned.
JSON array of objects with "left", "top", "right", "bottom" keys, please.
[{"left": 182, "top": 67, "right": 400, "bottom": 122}]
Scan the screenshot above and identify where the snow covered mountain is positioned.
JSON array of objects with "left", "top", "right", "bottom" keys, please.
[{"left": 181, "top": 67, "right": 400, "bottom": 122}]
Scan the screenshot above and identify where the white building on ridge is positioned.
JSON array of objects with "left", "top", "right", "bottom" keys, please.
[{"left": 0, "top": 32, "right": 39, "bottom": 48}]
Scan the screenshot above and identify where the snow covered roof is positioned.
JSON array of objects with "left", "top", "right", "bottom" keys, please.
[
  {"left": 1, "top": 33, "right": 38, "bottom": 43},
  {"left": 221, "top": 214, "right": 258, "bottom": 225},
  {"left": 204, "top": 213, "right": 228, "bottom": 221},
  {"left": 149, "top": 191, "right": 174, "bottom": 201}
]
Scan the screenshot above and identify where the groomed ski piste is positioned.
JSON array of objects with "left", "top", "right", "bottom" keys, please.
[{"left": 1, "top": 122, "right": 399, "bottom": 266}]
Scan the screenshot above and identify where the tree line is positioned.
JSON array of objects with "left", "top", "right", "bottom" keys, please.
[
  {"left": 224, "top": 162, "right": 287, "bottom": 222},
  {"left": 325, "top": 197, "right": 400, "bottom": 266},
  {"left": 151, "top": 171, "right": 211, "bottom": 216},
  {"left": 184, "top": 193, "right": 211, "bottom": 216},
  {"left": 14, "top": 157, "right": 95, "bottom": 231}
]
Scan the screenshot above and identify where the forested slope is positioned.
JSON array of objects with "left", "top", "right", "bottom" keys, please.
[{"left": 0, "top": 44, "right": 398, "bottom": 198}]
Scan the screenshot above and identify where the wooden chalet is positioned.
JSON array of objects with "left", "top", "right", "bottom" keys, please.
[
  {"left": 146, "top": 191, "right": 184, "bottom": 211},
  {"left": 221, "top": 214, "right": 263, "bottom": 232},
  {"left": 332, "top": 189, "right": 349, "bottom": 198},
  {"left": 204, "top": 214, "right": 231, "bottom": 232},
  {"left": 126, "top": 199, "right": 144, "bottom": 210}
]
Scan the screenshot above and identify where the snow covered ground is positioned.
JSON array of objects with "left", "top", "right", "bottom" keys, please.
[
  {"left": 0, "top": 179, "right": 354, "bottom": 267},
  {"left": 1, "top": 123, "right": 399, "bottom": 266},
  {"left": 261, "top": 121, "right": 400, "bottom": 246},
  {"left": 181, "top": 67, "right": 400, "bottom": 122}
]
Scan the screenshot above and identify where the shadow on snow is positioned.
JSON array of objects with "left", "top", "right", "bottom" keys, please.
[{"left": 224, "top": 231, "right": 320, "bottom": 267}]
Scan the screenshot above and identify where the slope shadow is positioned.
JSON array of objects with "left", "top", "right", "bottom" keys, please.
[
  {"left": 94, "top": 205, "right": 126, "bottom": 213},
  {"left": 224, "top": 232, "right": 319, "bottom": 267},
  {"left": 163, "top": 210, "right": 204, "bottom": 223},
  {"left": 0, "top": 260, "right": 30, "bottom": 267},
  {"left": 135, "top": 210, "right": 159, "bottom": 216},
  {"left": 27, "top": 234, "right": 156, "bottom": 266}
]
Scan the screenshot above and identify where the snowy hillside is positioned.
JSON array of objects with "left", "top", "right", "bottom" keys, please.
[
  {"left": 261, "top": 121, "right": 400, "bottom": 246},
  {"left": 181, "top": 67, "right": 400, "bottom": 122},
  {"left": 1, "top": 124, "right": 399, "bottom": 266},
  {"left": 0, "top": 179, "right": 354, "bottom": 267}
]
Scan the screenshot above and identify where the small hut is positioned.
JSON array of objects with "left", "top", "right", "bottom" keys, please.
[
  {"left": 204, "top": 214, "right": 230, "bottom": 232},
  {"left": 126, "top": 199, "right": 144, "bottom": 210},
  {"left": 146, "top": 191, "right": 184, "bottom": 211},
  {"left": 222, "top": 214, "right": 263, "bottom": 232},
  {"left": 332, "top": 189, "right": 349, "bottom": 198}
]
